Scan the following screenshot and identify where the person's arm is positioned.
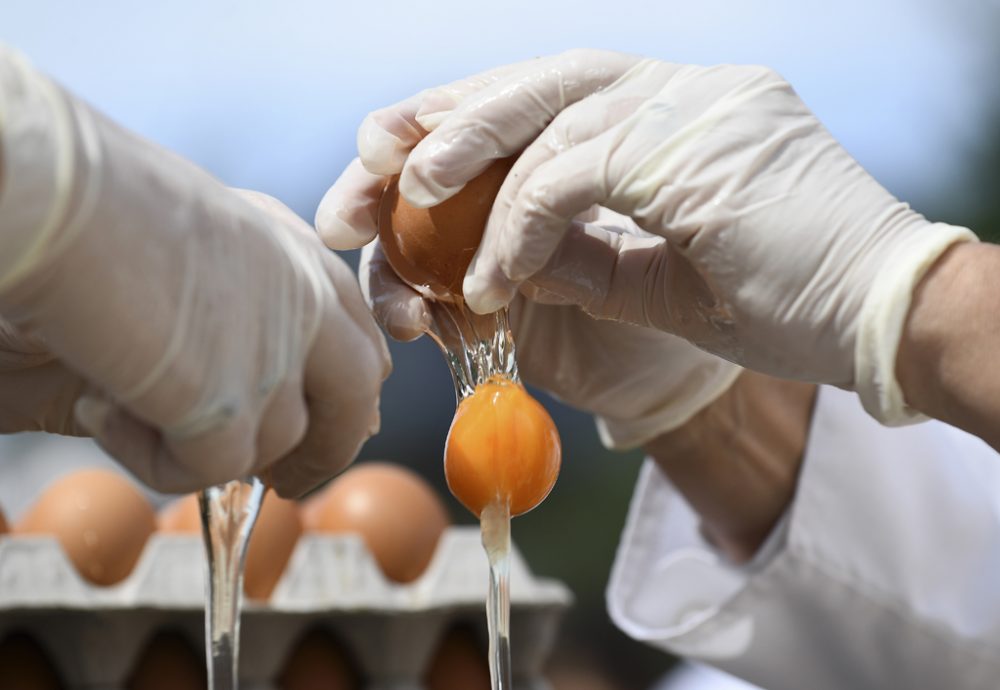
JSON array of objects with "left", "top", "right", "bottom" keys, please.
[
  {"left": 644, "top": 371, "right": 816, "bottom": 563},
  {"left": 609, "top": 381, "right": 1000, "bottom": 690},
  {"left": 0, "top": 47, "right": 389, "bottom": 495},
  {"left": 337, "top": 50, "right": 983, "bottom": 438},
  {"left": 897, "top": 242, "right": 1000, "bottom": 451}
]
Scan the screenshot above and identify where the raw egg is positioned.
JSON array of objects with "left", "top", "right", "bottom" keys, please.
[
  {"left": 304, "top": 462, "right": 449, "bottom": 583},
  {"left": 157, "top": 490, "right": 302, "bottom": 600},
  {"left": 16, "top": 469, "right": 156, "bottom": 586},
  {"left": 126, "top": 630, "right": 206, "bottom": 690},
  {"left": 425, "top": 625, "right": 491, "bottom": 690},
  {"left": 379, "top": 157, "right": 515, "bottom": 299},
  {"left": 0, "top": 632, "right": 64, "bottom": 690},
  {"left": 276, "top": 628, "right": 362, "bottom": 690},
  {"left": 445, "top": 376, "right": 560, "bottom": 517}
]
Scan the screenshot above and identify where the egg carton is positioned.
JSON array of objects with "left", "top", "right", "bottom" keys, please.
[{"left": 0, "top": 526, "right": 571, "bottom": 689}]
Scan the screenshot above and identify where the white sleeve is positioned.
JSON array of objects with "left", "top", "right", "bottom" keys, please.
[{"left": 607, "top": 386, "right": 1000, "bottom": 690}]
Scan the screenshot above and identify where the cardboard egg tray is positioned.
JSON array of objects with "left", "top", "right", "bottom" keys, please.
[{"left": 0, "top": 526, "right": 571, "bottom": 689}]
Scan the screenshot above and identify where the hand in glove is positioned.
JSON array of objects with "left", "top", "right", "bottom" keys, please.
[
  {"left": 0, "top": 317, "right": 86, "bottom": 435},
  {"left": 0, "top": 48, "right": 390, "bottom": 495},
  {"left": 320, "top": 149, "right": 738, "bottom": 449},
  {"left": 339, "top": 49, "right": 974, "bottom": 424}
]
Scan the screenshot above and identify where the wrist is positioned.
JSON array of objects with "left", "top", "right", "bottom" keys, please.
[
  {"left": 853, "top": 222, "right": 977, "bottom": 424},
  {"left": 896, "top": 242, "right": 1000, "bottom": 449},
  {"left": 644, "top": 370, "right": 817, "bottom": 563}
]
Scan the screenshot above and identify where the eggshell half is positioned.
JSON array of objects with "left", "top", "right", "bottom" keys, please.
[{"left": 379, "top": 157, "right": 515, "bottom": 300}]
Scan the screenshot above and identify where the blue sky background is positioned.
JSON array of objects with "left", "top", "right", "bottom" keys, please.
[{"left": 4, "top": 0, "right": 997, "bottom": 219}]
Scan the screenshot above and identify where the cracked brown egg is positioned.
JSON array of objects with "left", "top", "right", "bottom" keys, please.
[{"left": 379, "top": 157, "right": 515, "bottom": 301}]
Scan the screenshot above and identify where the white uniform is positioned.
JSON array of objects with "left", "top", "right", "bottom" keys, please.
[{"left": 609, "top": 386, "right": 1000, "bottom": 690}]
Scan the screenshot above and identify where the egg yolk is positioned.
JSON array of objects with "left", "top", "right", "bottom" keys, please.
[{"left": 444, "top": 377, "right": 561, "bottom": 517}]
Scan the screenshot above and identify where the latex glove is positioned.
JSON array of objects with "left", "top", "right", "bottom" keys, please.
[
  {"left": 321, "top": 152, "right": 739, "bottom": 447},
  {"left": 0, "top": 317, "right": 87, "bottom": 435},
  {"left": 0, "top": 48, "right": 390, "bottom": 496},
  {"left": 356, "top": 50, "right": 976, "bottom": 425}
]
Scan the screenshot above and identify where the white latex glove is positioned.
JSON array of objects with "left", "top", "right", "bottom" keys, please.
[
  {"left": 0, "top": 316, "right": 87, "bottom": 435},
  {"left": 346, "top": 50, "right": 976, "bottom": 424},
  {"left": 0, "top": 48, "right": 390, "bottom": 496},
  {"left": 320, "top": 157, "right": 739, "bottom": 448}
]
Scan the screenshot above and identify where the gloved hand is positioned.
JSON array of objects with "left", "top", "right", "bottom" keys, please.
[
  {"left": 0, "top": 48, "right": 390, "bottom": 496},
  {"left": 321, "top": 162, "right": 739, "bottom": 448},
  {"left": 0, "top": 317, "right": 87, "bottom": 435},
  {"left": 340, "top": 49, "right": 975, "bottom": 424}
]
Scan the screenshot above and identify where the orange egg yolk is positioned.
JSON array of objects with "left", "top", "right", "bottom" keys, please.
[{"left": 444, "top": 377, "right": 561, "bottom": 517}]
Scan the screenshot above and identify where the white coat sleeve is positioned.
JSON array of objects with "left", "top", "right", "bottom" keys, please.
[{"left": 607, "top": 386, "right": 1000, "bottom": 690}]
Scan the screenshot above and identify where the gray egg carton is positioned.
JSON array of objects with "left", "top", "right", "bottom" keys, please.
[{"left": 0, "top": 526, "right": 571, "bottom": 689}]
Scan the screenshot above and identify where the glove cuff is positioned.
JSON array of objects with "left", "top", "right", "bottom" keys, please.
[
  {"left": 854, "top": 223, "right": 978, "bottom": 425},
  {"left": 596, "top": 359, "right": 743, "bottom": 450}
]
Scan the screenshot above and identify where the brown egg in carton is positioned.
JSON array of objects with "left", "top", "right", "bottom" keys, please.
[{"left": 0, "top": 465, "right": 571, "bottom": 689}]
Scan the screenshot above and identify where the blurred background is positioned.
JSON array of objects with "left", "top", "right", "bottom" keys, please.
[{"left": 1, "top": 0, "right": 998, "bottom": 687}]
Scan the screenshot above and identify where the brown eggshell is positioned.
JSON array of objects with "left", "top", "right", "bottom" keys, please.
[
  {"left": 126, "top": 630, "right": 206, "bottom": 690},
  {"left": 0, "top": 632, "right": 65, "bottom": 690},
  {"left": 157, "top": 490, "right": 302, "bottom": 600},
  {"left": 305, "top": 462, "right": 450, "bottom": 583},
  {"left": 276, "top": 628, "right": 362, "bottom": 690},
  {"left": 156, "top": 494, "right": 200, "bottom": 534},
  {"left": 379, "top": 156, "right": 515, "bottom": 299},
  {"left": 299, "top": 491, "right": 326, "bottom": 531},
  {"left": 0, "top": 505, "right": 8, "bottom": 534},
  {"left": 547, "top": 662, "right": 626, "bottom": 690},
  {"left": 16, "top": 469, "right": 155, "bottom": 586},
  {"left": 243, "top": 490, "right": 303, "bottom": 600},
  {"left": 425, "top": 625, "right": 491, "bottom": 690}
]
